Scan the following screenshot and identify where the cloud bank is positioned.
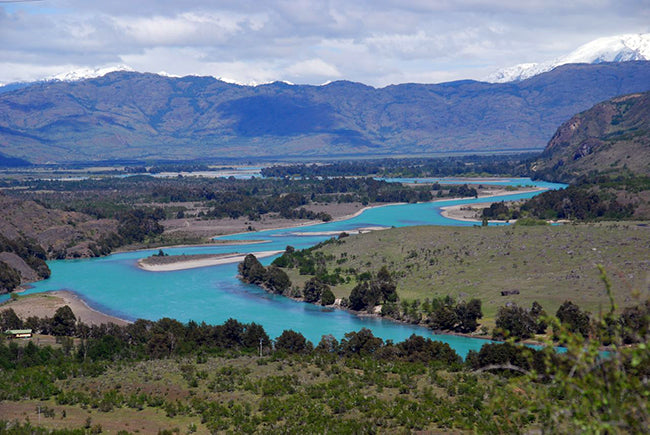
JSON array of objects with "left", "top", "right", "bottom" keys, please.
[{"left": 0, "top": 0, "right": 648, "bottom": 86}]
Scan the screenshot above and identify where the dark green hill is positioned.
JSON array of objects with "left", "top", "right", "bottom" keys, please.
[
  {"left": 532, "top": 91, "right": 650, "bottom": 183},
  {"left": 1, "top": 62, "right": 650, "bottom": 163}
]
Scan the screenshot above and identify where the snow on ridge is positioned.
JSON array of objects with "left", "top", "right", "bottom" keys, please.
[
  {"left": 46, "top": 64, "right": 135, "bottom": 82},
  {"left": 487, "top": 33, "right": 650, "bottom": 83}
]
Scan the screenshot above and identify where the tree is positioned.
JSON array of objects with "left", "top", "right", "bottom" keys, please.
[
  {"left": 238, "top": 254, "right": 266, "bottom": 284},
  {"left": 619, "top": 300, "right": 650, "bottom": 344},
  {"left": 303, "top": 278, "right": 326, "bottom": 303},
  {"left": 320, "top": 287, "right": 335, "bottom": 306},
  {"left": 241, "top": 322, "right": 271, "bottom": 349},
  {"left": 348, "top": 281, "right": 369, "bottom": 311},
  {"left": 264, "top": 266, "right": 291, "bottom": 294},
  {"left": 275, "top": 330, "right": 313, "bottom": 354},
  {"left": 51, "top": 305, "right": 76, "bottom": 336},
  {"left": 0, "top": 308, "right": 23, "bottom": 330},
  {"left": 454, "top": 299, "right": 483, "bottom": 333},
  {"left": 555, "top": 300, "right": 591, "bottom": 337},
  {"left": 428, "top": 297, "right": 458, "bottom": 331},
  {"left": 315, "top": 334, "right": 339, "bottom": 354},
  {"left": 218, "top": 318, "right": 244, "bottom": 348},
  {"left": 340, "top": 328, "right": 383, "bottom": 356},
  {"left": 375, "top": 266, "right": 397, "bottom": 302},
  {"left": 397, "top": 334, "right": 462, "bottom": 365},
  {"left": 530, "top": 301, "right": 548, "bottom": 334},
  {"left": 494, "top": 304, "right": 536, "bottom": 341}
]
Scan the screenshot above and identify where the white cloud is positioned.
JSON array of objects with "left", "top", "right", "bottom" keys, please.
[
  {"left": 0, "top": 0, "right": 648, "bottom": 87},
  {"left": 286, "top": 59, "right": 342, "bottom": 78}
]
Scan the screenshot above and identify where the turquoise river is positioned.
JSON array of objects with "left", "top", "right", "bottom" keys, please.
[{"left": 10, "top": 178, "right": 566, "bottom": 357}]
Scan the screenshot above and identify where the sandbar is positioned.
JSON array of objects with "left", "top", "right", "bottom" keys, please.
[
  {"left": 290, "top": 226, "right": 390, "bottom": 236},
  {"left": 137, "top": 250, "right": 284, "bottom": 272},
  {"left": 1, "top": 290, "right": 130, "bottom": 326}
]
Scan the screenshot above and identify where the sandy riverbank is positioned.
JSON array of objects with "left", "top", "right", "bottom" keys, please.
[
  {"left": 1, "top": 290, "right": 130, "bottom": 326},
  {"left": 440, "top": 186, "right": 546, "bottom": 222},
  {"left": 137, "top": 250, "right": 284, "bottom": 272}
]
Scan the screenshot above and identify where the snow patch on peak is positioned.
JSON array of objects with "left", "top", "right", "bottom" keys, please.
[
  {"left": 156, "top": 71, "right": 181, "bottom": 78},
  {"left": 487, "top": 33, "right": 650, "bottom": 83},
  {"left": 46, "top": 64, "right": 135, "bottom": 82}
]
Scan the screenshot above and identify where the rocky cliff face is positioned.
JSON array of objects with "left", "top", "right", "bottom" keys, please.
[{"left": 532, "top": 92, "right": 650, "bottom": 183}]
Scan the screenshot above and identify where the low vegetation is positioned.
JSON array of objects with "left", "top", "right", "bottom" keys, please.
[{"left": 0, "top": 274, "right": 647, "bottom": 434}]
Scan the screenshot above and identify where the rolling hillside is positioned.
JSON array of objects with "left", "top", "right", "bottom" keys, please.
[
  {"left": 532, "top": 91, "right": 650, "bottom": 183},
  {"left": 291, "top": 224, "right": 650, "bottom": 322},
  {"left": 1, "top": 62, "right": 649, "bottom": 163}
]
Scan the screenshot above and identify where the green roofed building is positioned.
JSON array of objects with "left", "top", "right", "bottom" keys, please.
[{"left": 4, "top": 329, "right": 32, "bottom": 339}]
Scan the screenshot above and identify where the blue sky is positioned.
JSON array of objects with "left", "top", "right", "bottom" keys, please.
[{"left": 0, "top": 0, "right": 648, "bottom": 86}]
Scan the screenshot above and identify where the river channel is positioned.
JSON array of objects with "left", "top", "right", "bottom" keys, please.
[{"left": 15, "top": 178, "right": 566, "bottom": 357}]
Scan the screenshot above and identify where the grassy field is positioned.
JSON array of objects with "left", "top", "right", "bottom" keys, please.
[{"left": 297, "top": 222, "right": 650, "bottom": 324}]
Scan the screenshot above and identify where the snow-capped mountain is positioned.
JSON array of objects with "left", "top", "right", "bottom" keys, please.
[{"left": 487, "top": 33, "right": 650, "bottom": 83}]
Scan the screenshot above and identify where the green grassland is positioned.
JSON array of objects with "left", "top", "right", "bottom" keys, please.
[{"left": 296, "top": 223, "right": 650, "bottom": 324}]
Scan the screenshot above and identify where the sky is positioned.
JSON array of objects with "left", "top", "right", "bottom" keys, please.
[{"left": 0, "top": 0, "right": 649, "bottom": 87}]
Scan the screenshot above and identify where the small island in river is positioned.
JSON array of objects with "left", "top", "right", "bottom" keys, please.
[{"left": 137, "top": 251, "right": 283, "bottom": 272}]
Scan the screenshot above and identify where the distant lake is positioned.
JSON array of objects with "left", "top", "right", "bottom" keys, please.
[{"left": 13, "top": 178, "right": 566, "bottom": 357}]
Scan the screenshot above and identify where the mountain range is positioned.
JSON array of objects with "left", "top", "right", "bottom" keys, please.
[
  {"left": 487, "top": 33, "right": 650, "bottom": 83},
  {"left": 0, "top": 61, "right": 649, "bottom": 164}
]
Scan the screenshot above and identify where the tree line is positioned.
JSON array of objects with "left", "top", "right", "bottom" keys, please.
[{"left": 260, "top": 154, "right": 535, "bottom": 178}]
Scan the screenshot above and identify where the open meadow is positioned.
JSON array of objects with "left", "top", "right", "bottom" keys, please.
[{"left": 292, "top": 222, "right": 650, "bottom": 325}]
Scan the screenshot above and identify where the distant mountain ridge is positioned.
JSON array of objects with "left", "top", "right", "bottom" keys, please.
[
  {"left": 532, "top": 91, "right": 650, "bottom": 183},
  {"left": 1, "top": 61, "right": 650, "bottom": 163},
  {"left": 487, "top": 33, "right": 650, "bottom": 83}
]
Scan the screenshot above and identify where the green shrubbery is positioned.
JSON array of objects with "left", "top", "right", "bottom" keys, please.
[{"left": 1, "top": 279, "right": 648, "bottom": 434}]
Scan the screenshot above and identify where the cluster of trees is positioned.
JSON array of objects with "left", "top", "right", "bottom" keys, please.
[
  {"left": 0, "top": 263, "right": 21, "bottom": 293},
  {"left": 302, "top": 278, "right": 336, "bottom": 305},
  {"left": 238, "top": 254, "right": 291, "bottom": 295},
  {"left": 493, "top": 302, "right": 547, "bottom": 340},
  {"left": 481, "top": 201, "right": 519, "bottom": 220},
  {"left": 520, "top": 185, "right": 635, "bottom": 220},
  {"left": 445, "top": 183, "right": 478, "bottom": 198},
  {"left": 201, "top": 191, "right": 327, "bottom": 221},
  {"left": 493, "top": 298, "right": 650, "bottom": 344},
  {"left": 0, "top": 234, "right": 50, "bottom": 292},
  {"left": 347, "top": 266, "right": 398, "bottom": 312},
  {"left": 272, "top": 242, "right": 346, "bottom": 285},
  {"left": 239, "top": 253, "right": 337, "bottom": 305},
  {"left": 482, "top": 184, "right": 636, "bottom": 222},
  {"left": 424, "top": 296, "right": 483, "bottom": 334},
  {"left": 260, "top": 154, "right": 534, "bottom": 178}
]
